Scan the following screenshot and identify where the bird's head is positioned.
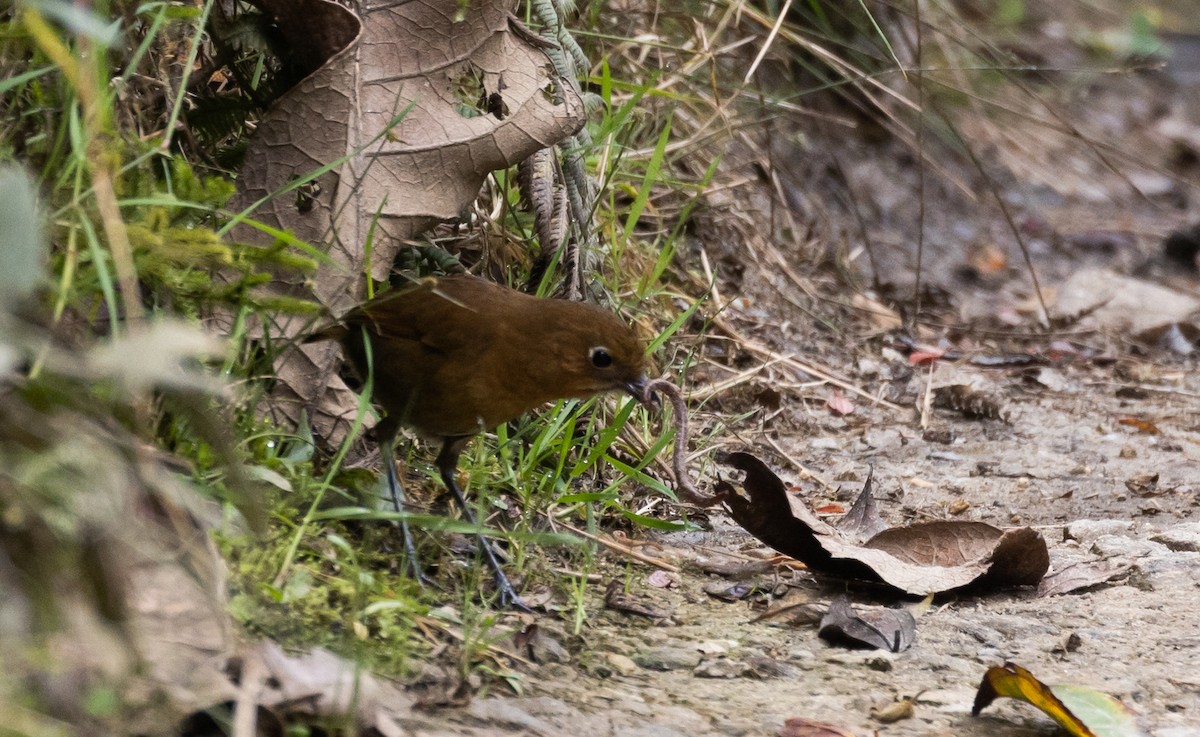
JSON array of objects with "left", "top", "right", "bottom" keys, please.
[{"left": 545, "top": 303, "right": 648, "bottom": 403}]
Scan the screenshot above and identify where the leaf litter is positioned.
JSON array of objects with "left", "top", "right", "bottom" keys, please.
[{"left": 710, "top": 451, "right": 1050, "bottom": 596}]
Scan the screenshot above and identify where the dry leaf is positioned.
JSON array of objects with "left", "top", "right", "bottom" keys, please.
[
  {"left": 1054, "top": 267, "right": 1200, "bottom": 338},
  {"left": 751, "top": 589, "right": 825, "bottom": 626},
  {"left": 909, "top": 346, "right": 946, "bottom": 365},
  {"left": 836, "top": 467, "right": 888, "bottom": 541},
  {"left": 851, "top": 292, "right": 902, "bottom": 331},
  {"left": 870, "top": 696, "right": 918, "bottom": 723},
  {"left": 1124, "top": 473, "right": 1161, "bottom": 496},
  {"left": 235, "top": 0, "right": 583, "bottom": 300},
  {"left": 815, "top": 503, "right": 846, "bottom": 514},
  {"left": 646, "top": 570, "right": 680, "bottom": 588},
  {"left": 818, "top": 595, "right": 916, "bottom": 652},
  {"left": 703, "top": 579, "right": 759, "bottom": 601},
  {"left": 714, "top": 452, "right": 1049, "bottom": 595},
  {"left": 826, "top": 390, "right": 856, "bottom": 416},
  {"left": 604, "top": 580, "right": 670, "bottom": 619},
  {"left": 513, "top": 623, "right": 570, "bottom": 664},
  {"left": 1117, "top": 417, "right": 1160, "bottom": 435}
]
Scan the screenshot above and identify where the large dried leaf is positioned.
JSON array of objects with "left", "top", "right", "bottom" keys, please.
[
  {"left": 233, "top": 0, "right": 585, "bottom": 310},
  {"left": 1054, "top": 267, "right": 1200, "bottom": 348},
  {"left": 229, "top": 0, "right": 587, "bottom": 441},
  {"left": 715, "top": 452, "right": 1049, "bottom": 596},
  {"left": 1037, "top": 560, "right": 1132, "bottom": 597}
]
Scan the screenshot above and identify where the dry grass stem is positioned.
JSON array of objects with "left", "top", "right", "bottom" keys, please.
[
  {"left": 710, "top": 314, "right": 906, "bottom": 412},
  {"left": 552, "top": 519, "right": 681, "bottom": 573},
  {"left": 764, "top": 435, "right": 833, "bottom": 491}
]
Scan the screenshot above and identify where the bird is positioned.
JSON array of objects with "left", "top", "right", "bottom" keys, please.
[{"left": 306, "top": 274, "right": 648, "bottom": 608}]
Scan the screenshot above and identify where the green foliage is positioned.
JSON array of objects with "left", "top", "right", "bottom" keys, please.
[
  {"left": 3, "top": 0, "right": 717, "bottom": 718},
  {"left": 994, "top": 0, "right": 1026, "bottom": 27},
  {"left": 221, "top": 514, "right": 428, "bottom": 676},
  {"left": 2, "top": 5, "right": 340, "bottom": 722}
]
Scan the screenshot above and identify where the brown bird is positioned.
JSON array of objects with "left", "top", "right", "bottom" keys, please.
[{"left": 307, "top": 274, "right": 648, "bottom": 608}]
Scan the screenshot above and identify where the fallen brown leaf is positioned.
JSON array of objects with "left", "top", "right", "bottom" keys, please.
[
  {"left": 1125, "top": 473, "right": 1161, "bottom": 496},
  {"left": 835, "top": 467, "right": 887, "bottom": 541},
  {"left": 1037, "top": 561, "right": 1132, "bottom": 597},
  {"left": 715, "top": 452, "right": 1049, "bottom": 595},
  {"left": 703, "top": 579, "right": 760, "bottom": 602},
  {"left": 1117, "top": 417, "right": 1161, "bottom": 435},
  {"left": 604, "top": 579, "right": 671, "bottom": 619},
  {"left": 646, "top": 570, "right": 680, "bottom": 588},
  {"left": 818, "top": 595, "right": 916, "bottom": 652},
  {"left": 909, "top": 346, "right": 946, "bottom": 365},
  {"left": 870, "top": 695, "right": 918, "bottom": 723}
]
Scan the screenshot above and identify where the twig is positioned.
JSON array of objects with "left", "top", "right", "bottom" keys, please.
[
  {"left": 919, "top": 360, "right": 935, "bottom": 430},
  {"left": 232, "top": 652, "right": 267, "bottom": 737},
  {"left": 1085, "top": 381, "right": 1200, "bottom": 402},
  {"left": 931, "top": 103, "right": 1050, "bottom": 327},
  {"left": 710, "top": 313, "right": 907, "bottom": 412},
  {"left": 553, "top": 519, "right": 681, "bottom": 573},
  {"left": 763, "top": 435, "right": 833, "bottom": 491},
  {"left": 687, "top": 354, "right": 802, "bottom": 400},
  {"left": 744, "top": 0, "right": 792, "bottom": 83}
]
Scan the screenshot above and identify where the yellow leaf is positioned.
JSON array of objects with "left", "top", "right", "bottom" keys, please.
[{"left": 973, "top": 663, "right": 1147, "bottom": 737}]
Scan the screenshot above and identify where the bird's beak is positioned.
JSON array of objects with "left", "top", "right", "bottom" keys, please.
[{"left": 623, "top": 375, "right": 656, "bottom": 407}]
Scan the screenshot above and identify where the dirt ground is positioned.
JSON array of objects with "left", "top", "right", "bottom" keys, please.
[{"left": 415, "top": 381, "right": 1200, "bottom": 737}]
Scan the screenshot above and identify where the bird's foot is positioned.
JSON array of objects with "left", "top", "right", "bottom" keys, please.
[
  {"left": 495, "top": 574, "right": 534, "bottom": 613},
  {"left": 404, "top": 554, "right": 436, "bottom": 589},
  {"left": 395, "top": 520, "right": 436, "bottom": 587}
]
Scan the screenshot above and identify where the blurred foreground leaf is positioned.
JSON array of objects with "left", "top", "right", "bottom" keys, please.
[
  {"left": 0, "top": 165, "right": 45, "bottom": 309},
  {"left": 88, "top": 320, "right": 228, "bottom": 395}
]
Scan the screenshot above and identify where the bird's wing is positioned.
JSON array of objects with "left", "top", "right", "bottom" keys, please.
[{"left": 344, "top": 277, "right": 496, "bottom": 356}]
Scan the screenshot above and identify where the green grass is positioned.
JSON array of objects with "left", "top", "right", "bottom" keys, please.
[{"left": 0, "top": 1, "right": 730, "bottom": 731}]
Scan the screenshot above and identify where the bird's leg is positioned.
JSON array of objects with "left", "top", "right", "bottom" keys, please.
[
  {"left": 436, "top": 436, "right": 531, "bottom": 612},
  {"left": 377, "top": 421, "right": 428, "bottom": 584}
]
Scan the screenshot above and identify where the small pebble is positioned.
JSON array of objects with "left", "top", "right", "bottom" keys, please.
[{"left": 636, "top": 646, "right": 702, "bottom": 671}]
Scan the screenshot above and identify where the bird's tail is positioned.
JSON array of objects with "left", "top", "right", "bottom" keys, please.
[{"left": 302, "top": 323, "right": 347, "bottom": 344}]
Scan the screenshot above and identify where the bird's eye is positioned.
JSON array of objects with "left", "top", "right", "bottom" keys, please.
[{"left": 589, "top": 346, "right": 613, "bottom": 369}]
